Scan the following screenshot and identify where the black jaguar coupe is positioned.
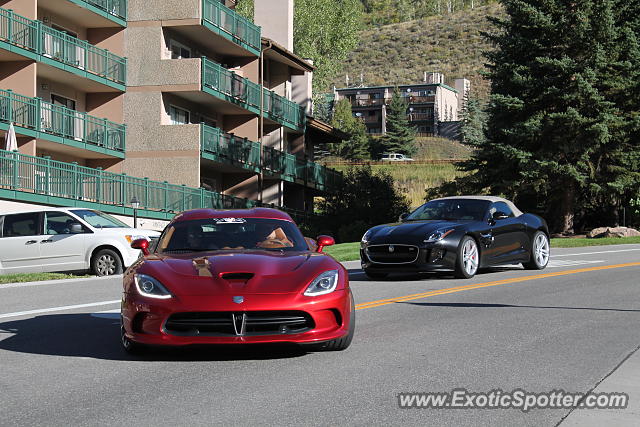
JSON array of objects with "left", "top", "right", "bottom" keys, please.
[{"left": 360, "top": 196, "right": 550, "bottom": 279}]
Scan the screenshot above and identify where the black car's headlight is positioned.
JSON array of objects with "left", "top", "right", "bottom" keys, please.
[
  {"left": 134, "top": 274, "right": 172, "bottom": 299},
  {"left": 361, "top": 230, "right": 372, "bottom": 243},
  {"left": 304, "top": 270, "right": 339, "bottom": 296},
  {"left": 425, "top": 228, "right": 454, "bottom": 243}
]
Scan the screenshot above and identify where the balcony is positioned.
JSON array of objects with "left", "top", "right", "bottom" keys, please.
[
  {"left": 0, "top": 8, "right": 126, "bottom": 90},
  {"left": 200, "top": 124, "right": 261, "bottom": 172},
  {"left": 263, "top": 88, "right": 305, "bottom": 132},
  {"left": 0, "top": 149, "right": 257, "bottom": 220},
  {"left": 408, "top": 113, "right": 434, "bottom": 122},
  {"left": 0, "top": 89, "right": 125, "bottom": 158},
  {"left": 350, "top": 98, "right": 385, "bottom": 107},
  {"left": 262, "top": 146, "right": 342, "bottom": 191},
  {"left": 201, "top": 58, "right": 305, "bottom": 131},
  {"left": 56, "top": 0, "right": 127, "bottom": 27},
  {"left": 202, "top": 0, "right": 261, "bottom": 56}
]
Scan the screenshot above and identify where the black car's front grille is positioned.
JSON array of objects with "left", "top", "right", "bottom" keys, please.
[
  {"left": 366, "top": 244, "right": 420, "bottom": 264},
  {"left": 164, "top": 311, "right": 315, "bottom": 337}
]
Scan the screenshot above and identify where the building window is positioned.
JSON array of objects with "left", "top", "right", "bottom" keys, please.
[
  {"left": 51, "top": 94, "right": 76, "bottom": 110},
  {"left": 169, "top": 105, "right": 190, "bottom": 125},
  {"left": 170, "top": 40, "right": 191, "bottom": 59}
]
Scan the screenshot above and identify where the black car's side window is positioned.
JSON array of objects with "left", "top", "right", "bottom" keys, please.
[
  {"left": 1, "top": 212, "right": 41, "bottom": 237},
  {"left": 489, "top": 202, "right": 515, "bottom": 218}
]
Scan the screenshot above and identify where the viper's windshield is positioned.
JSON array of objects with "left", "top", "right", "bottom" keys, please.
[
  {"left": 157, "top": 218, "right": 308, "bottom": 253},
  {"left": 406, "top": 199, "right": 490, "bottom": 222}
]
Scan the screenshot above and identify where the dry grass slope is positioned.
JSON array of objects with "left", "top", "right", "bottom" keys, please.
[{"left": 335, "top": 3, "right": 504, "bottom": 101}]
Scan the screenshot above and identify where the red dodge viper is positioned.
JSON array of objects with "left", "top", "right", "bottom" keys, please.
[{"left": 120, "top": 208, "right": 354, "bottom": 353}]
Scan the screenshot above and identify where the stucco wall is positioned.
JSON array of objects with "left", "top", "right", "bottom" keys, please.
[{"left": 127, "top": 0, "right": 200, "bottom": 22}]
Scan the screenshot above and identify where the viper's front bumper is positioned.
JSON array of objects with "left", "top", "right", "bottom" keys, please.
[{"left": 121, "top": 290, "right": 352, "bottom": 346}]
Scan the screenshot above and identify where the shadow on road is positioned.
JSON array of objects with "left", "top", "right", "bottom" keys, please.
[
  {"left": 400, "top": 302, "right": 640, "bottom": 313},
  {"left": 0, "top": 314, "right": 308, "bottom": 361}
]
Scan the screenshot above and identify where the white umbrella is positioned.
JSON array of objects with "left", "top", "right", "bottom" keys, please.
[{"left": 4, "top": 122, "right": 17, "bottom": 151}]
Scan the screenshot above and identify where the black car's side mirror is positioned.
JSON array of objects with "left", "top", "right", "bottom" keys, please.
[
  {"left": 492, "top": 211, "right": 510, "bottom": 221},
  {"left": 399, "top": 213, "right": 409, "bottom": 222}
]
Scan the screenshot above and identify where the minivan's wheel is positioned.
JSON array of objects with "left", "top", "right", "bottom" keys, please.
[
  {"left": 364, "top": 269, "right": 388, "bottom": 280},
  {"left": 454, "top": 236, "right": 479, "bottom": 279},
  {"left": 92, "top": 249, "right": 123, "bottom": 276},
  {"left": 121, "top": 324, "right": 145, "bottom": 355},
  {"left": 523, "top": 231, "right": 550, "bottom": 270}
]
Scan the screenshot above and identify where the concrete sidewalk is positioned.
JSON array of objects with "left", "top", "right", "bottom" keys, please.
[{"left": 561, "top": 345, "right": 640, "bottom": 426}]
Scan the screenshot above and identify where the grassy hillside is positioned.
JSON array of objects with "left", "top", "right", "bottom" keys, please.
[
  {"left": 334, "top": 3, "right": 504, "bottom": 101},
  {"left": 332, "top": 162, "right": 465, "bottom": 208}
]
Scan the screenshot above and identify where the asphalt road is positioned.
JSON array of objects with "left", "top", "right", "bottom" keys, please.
[{"left": 2, "top": 245, "right": 640, "bottom": 426}]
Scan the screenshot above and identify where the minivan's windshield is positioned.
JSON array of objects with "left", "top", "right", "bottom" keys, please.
[
  {"left": 406, "top": 199, "right": 490, "bottom": 222},
  {"left": 71, "top": 209, "right": 129, "bottom": 229},
  {"left": 157, "top": 218, "right": 308, "bottom": 253}
]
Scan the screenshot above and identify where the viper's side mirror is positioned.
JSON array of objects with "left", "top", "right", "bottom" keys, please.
[
  {"left": 316, "top": 235, "right": 335, "bottom": 253},
  {"left": 131, "top": 238, "right": 150, "bottom": 256}
]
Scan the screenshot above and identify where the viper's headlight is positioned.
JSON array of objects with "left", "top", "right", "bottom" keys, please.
[
  {"left": 126, "top": 234, "right": 148, "bottom": 244},
  {"left": 361, "top": 230, "right": 372, "bottom": 243},
  {"left": 304, "top": 270, "right": 339, "bottom": 296},
  {"left": 134, "top": 274, "right": 172, "bottom": 299},
  {"left": 425, "top": 228, "right": 454, "bottom": 243}
]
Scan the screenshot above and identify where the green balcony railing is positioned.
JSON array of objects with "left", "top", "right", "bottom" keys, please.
[
  {"left": 0, "top": 8, "right": 126, "bottom": 86},
  {"left": 202, "top": 0, "right": 261, "bottom": 54},
  {"left": 0, "top": 149, "right": 257, "bottom": 218},
  {"left": 0, "top": 90, "right": 125, "bottom": 154},
  {"left": 263, "top": 88, "right": 305, "bottom": 130},
  {"left": 202, "top": 57, "right": 261, "bottom": 111},
  {"left": 82, "top": 0, "right": 127, "bottom": 21},
  {"left": 201, "top": 124, "right": 260, "bottom": 171}
]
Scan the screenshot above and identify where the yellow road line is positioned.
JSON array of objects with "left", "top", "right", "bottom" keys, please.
[{"left": 355, "top": 262, "right": 640, "bottom": 311}]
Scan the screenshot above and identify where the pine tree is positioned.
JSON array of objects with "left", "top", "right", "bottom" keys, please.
[
  {"left": 381, "top": 88, "right": 417, "bottom": 156},
  {"left": 452, "top": 0, "right": 640, "bottom": 233},
  {"left": 330, "top": 99, "right": 370, "bottom": 160}
]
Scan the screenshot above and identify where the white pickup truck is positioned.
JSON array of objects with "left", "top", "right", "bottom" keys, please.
[{"left": 381, "top": 153, "right": 414, "bottom": 162}]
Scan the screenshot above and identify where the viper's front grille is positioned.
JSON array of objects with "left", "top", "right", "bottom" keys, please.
[
  {"left": 164, "top": 311, "right": 314, "bottom": 336},
  {"left": 366, "top": 244, "right": 420, "bottom": 264}
]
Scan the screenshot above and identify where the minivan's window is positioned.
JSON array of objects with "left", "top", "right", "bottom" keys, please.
[
  {"left": 45, "top": 211, "right": 85, "bottom": 235},
  {"left": 406, "top": 199, "right": 491, "bottom": 222},
  {"left": 157, "top": 218, "right": 308, "bottom": 253},
  {"left": 71, "top": 209, "right": 128, "bottom": 229},
  {"left": 2, "top": 212, "right": 40, "bottom": 237}
]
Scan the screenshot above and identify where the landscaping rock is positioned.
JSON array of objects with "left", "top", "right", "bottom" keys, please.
[{"left": 587, "top": 227, "right": 640, "bottom": 238}]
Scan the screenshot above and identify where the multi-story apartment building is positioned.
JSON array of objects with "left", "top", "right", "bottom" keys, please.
[
  {"left": 0, "top": 0, "right": 341, "bottom": 225},
  {"left": 334, "top": 73, "right": 470, "bottom": 137}
]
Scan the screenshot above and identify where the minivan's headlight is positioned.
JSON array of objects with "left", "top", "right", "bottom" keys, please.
[
  {"left": 304, "top": 270, "right": 339, "bottom": 296},
  {"left": 134, "top": 274, "right": 172, "bottom": 299},
  {"left": 425, "top": 228, "right": 454, "bottom": 243},
  {"left": 126, "top": 235, "right": 148, "bottom": 243}
]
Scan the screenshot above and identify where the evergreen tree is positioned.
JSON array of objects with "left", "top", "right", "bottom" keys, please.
[
  {"left": 381, "top": 88, "right": 417, "bottom": 156},
  {"left": 448, "top": 0, "right": 640, "bottom": 233},
  {"left": 330, "top": 99, "right": 370, "bottom": 160}
]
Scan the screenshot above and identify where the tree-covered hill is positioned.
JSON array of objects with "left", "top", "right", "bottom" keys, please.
[{"left": 334, "top": 3, "right": 504, "bottom": 100}]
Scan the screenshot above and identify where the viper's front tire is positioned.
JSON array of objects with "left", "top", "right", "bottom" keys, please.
[{"left": 523, "top": 231, "right": 550, "bottom": 270}]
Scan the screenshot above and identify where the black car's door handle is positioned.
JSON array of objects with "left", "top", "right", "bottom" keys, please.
[
  {"left": 25, "top": 240, "right": 37, "bottom": 245},
  {"left": 40, "top": 239, "right": 53, "bottom": 243}
]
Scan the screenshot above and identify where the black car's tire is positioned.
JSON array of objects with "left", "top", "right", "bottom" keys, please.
[
  {"left": 523, "top": 231, "right": 550, "bottom": 270},
  {"left": 304, "top": 296, "right": 355, "bottom": 351},
  {"left": 91, "top": 249, "right": 123, "bottom": 276},
  {"left": 454, "top": 236, "right": 480, "bottom": 279},
  {"left": 121, "top": 324, "right": 145, "bottom": 355},
  {"left": 364, "top": 269, "right": 388, "bottom": 280}
]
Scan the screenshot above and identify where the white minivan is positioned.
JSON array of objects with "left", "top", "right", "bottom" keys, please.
[{"left": 0, "top": 207, "right": 160, "bottom": 276}]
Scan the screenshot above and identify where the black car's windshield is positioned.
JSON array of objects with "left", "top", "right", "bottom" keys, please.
[
  {"left": 157, "top": 218, "right": 308, "bottom": 253},
  {"left": 406, "top": 199, "right": 490, "bottom": 222}
]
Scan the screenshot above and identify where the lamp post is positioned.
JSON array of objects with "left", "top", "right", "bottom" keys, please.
[{"left": 130, "top": 196, "right": 140, "bottom": 229}]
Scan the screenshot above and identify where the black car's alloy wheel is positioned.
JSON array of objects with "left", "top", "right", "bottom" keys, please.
[
  {"left": 455, "top": 236, "right": 479, "bottom": 279},
  {"left": 523, "top": 231, "right": 550, "bottom": 270}
]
